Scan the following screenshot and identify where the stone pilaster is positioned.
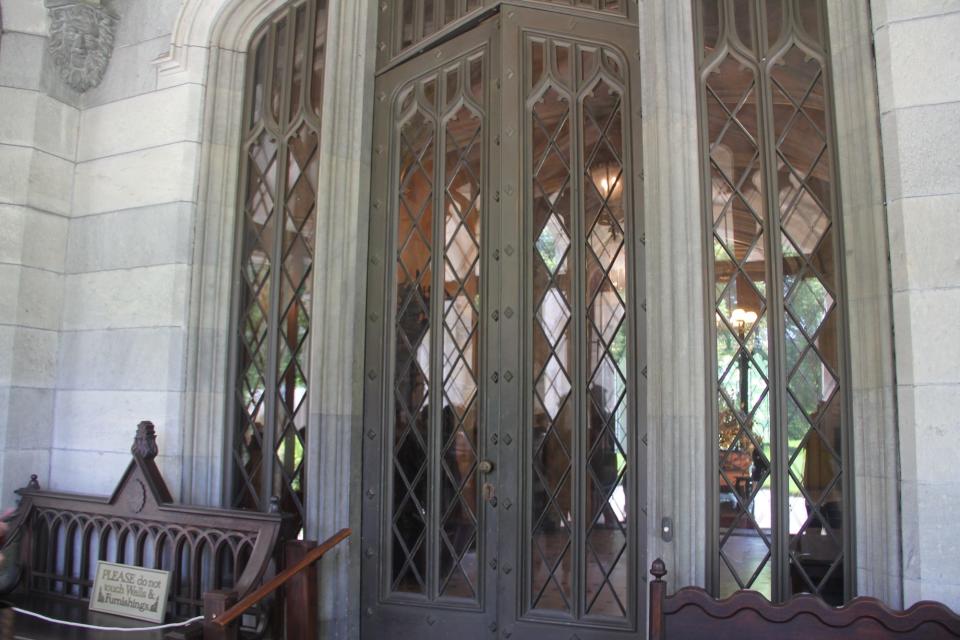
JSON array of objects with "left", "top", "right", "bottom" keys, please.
[
  {"left": 825, "top": 0, "right": 902, "bottom": 607},
  {"left": 304, "top": 0, "right": 378, "bottom": 637},
  {"left": 639, "top": 0, "right": 708, "bottom": 590}
]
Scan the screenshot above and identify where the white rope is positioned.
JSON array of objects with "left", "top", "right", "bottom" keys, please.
[{"left": 10, "top": 607, "right": 204, "bottom": 633}]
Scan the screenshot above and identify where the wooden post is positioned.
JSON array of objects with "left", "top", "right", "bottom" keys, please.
[
  {"left": 649, "top": 559, "right": 668, "bottom": 640},
  {"left": 284, "top": 540, "right": 318, "bottom": 640},
  {"left": 0, "top": 605, "right": 14, "bottom": 640},
  {"left": 203, "top": 590, "right": 239, "bottom": 640}
]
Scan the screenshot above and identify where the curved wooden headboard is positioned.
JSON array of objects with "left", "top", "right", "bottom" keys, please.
[{"left": 649, "top": 559, "right": 960, "bottom": 639}]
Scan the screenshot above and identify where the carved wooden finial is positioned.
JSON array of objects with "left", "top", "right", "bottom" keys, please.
[
  {"left": 651, "top": 558, "right": 667, "bottom": 582},
  {"left": 132, "top": 421, "right": 159, "bottom": 461},
  {"left": 27, "top": 474, "right": 40, "bottom": 490}
]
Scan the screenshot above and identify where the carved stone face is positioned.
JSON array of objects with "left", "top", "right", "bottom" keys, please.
[{"left": 48, "top": 3, "right": 117, "bottom": 93}]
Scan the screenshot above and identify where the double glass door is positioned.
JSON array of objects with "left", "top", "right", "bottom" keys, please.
[{"left": 361, "top": 6, "right": 644, "bottom": 638}]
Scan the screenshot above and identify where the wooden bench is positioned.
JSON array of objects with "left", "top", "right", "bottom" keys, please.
[
  {"left": 649, "top": 559, "right": 960, "bottom": 639},
  {"left": 0, "top": 422, "right": 284, "bottom": 639}
]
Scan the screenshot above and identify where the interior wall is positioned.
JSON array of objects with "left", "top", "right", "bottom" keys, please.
[{"left": 871, "top": 0, "right": 960, "bottom": 609}]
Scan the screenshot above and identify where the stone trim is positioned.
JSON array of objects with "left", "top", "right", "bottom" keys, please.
[
  {"left": 175, "top": 0, "right": 377, "bottom": 636},
  {"left": 303, "top": 0, "right": 377, "bottom": 636},
  {"left": 825, "top": 1, "right": 902, "bottom": 606},
  {"left": 175, "top": 0, "right": 299, "bottom": 509}
]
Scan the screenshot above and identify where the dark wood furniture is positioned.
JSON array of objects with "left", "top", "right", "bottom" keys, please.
[
  {"left": 208, "top": 528, "right": 350, "bottom": 640},
  {"left": 649, "top": 559, "right": 960, "bottom": 639},
  {"left": 0, "top": 422, "right": 285, "bottom": 639}
]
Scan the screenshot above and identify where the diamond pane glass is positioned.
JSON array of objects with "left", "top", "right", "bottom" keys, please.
[
  {"left": 531, "top": 81, "right": 574, "bottom": 613},
  {"left": 772, "top": 33, "right": 844, "bottom": 604},
  {"left": 584, "top": 77, "right": 628, "bottom": 618},
  {"left": 234, "top": 132, "right": 278, "bottom": 512},
  {"left": 526, "top": 37, "right": 636, "bottom": 622},
  {"left": 700, "top": 0, "right": 846, "bottom": 604},
  {"left": 702, "top": 4, "right": 773, "bottom": 601},
  {"left": 384, "top": 51, "right": 488, "bottom": 604},
  {"left": 439, "top": 102, "right": 482, "bottom": 601},
  {"left": 392, "top": 105, "right": 435, "bottom": 595},
  {"left": 232, "top": 0, "right": 329, "bottom": 535}
]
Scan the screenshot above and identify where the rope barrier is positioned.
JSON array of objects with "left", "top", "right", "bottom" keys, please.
[{"left": 8, "top": 606, "right": 203, "bottom": 633}]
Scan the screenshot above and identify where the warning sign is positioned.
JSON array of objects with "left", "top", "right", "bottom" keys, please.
[{"left": 89, "top": 561, "right": 171, "bottom": 624}]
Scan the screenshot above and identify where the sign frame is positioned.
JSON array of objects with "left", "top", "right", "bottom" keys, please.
[{"left": 89, "top": 561, "right": 172, "bottom": 624}]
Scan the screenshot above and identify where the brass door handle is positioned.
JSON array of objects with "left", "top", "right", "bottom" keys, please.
[{"left": 478, "top": 460, "right": 495, "bottom": 474}]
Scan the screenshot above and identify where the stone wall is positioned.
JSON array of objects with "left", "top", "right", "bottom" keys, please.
[
  {"left": 54, "top": 0, "right": 197, "bottom": 497},
  {"left": 872, "top": 1, "right": 960, "bottom": 608},
  {"left": 0, "top": 0, "right": 198, "bottom": 502},
  {"left": 0, "top": 0, "right": 75, "bottom": 505}
]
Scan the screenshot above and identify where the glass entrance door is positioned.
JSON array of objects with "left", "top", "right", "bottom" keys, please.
[{"left": 362, "top": 6, "right": 644, "bottom": 639}]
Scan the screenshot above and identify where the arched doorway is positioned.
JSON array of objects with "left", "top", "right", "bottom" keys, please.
[{"left": 361, "top": 3, "right": 645, "bottom": 638}]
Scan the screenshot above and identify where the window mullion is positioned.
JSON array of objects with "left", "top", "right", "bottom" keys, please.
[
  {"left": 266, "top": 11, "right": 297, "bottom": 511},
  {"left": 571, "top": 52, "right": 585, "bottom": 623},
  {"left": 754, "top": 0, "right": 790, "bottom": 604},
  {"left": 428, "top": 100, "right": 444, "bottom": 602}
]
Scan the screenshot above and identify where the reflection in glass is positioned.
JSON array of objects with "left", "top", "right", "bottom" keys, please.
[
  {"left": 704, "top": 26, "right": 772, "bottom": 599},
  {"left": 531, "top": 82, "right": 574, "bottom": 614},
  {"left": 529, "top": 37, "right": 632, "bottom": 620},
  {"left": 388, "top": 52, "right": 486, "bottom": 603},
  {"left": 584, "top": 78, "right": 628, "bottom": 618},
  {"left": 699, "top": 0, "right": 845, "bottom": 605},
  {"left": 772, "top": 35, "right": 843, "bottom": 605},
  {"left": 392, "top": 106, "right": 435, "bottom": 595},
  {"left": 439, "top": 102, "right": 482, "bottom": 600}
]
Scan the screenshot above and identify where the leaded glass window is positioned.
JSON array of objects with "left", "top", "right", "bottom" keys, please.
[
  {"left": 230, "top": 0, "right": 328, "bottom": 532},
  {"left": 696, "top": 0, "right": 850, "bottom": 604},
  {"left": 378, "top": 1, "right": 632, "bottom": 68}
]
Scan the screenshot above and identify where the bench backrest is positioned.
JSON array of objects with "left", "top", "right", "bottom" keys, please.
[
  {"left": 648, "top": 559, "right": 960, "bottom": 640},
  {"left": 1, "top": 422, "right": 283, "bottom": 623}
]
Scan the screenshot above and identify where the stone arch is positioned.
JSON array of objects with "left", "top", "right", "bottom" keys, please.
[
  {"left": 171, "top": 3, "right": 376, "bottom": 633},
  {"left": 169, "top": 0, "right": 301, "bottom": 511},
  {"left": 158, "top": 0, "right": 288, "bottom": 80}
]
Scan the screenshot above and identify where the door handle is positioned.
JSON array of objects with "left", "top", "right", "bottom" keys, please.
[
  {"left": 478, "top": 460, "right": 495, "bottom": 474},
  {"left": 483, "top": 482, "right": 497, "bottom": 507}
]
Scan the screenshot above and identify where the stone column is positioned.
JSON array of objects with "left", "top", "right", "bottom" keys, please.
[
  {"left": 304, "top": 0, "right": 378, "bottom": 637},
  {"left": 639, "top": 0, "right": 708, "bottom": 589}
]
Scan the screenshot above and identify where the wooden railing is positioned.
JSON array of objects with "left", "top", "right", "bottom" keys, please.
[{"left": 203, "top": 528, "right": 351, "bottom": 640}]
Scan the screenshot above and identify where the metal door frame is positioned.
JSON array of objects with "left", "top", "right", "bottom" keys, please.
[
  {"left": 497, "top": 5, "right": 646, "bottom": 638},
  {"left": 361, "top": 18, "right": 503, "bottom": 638}
]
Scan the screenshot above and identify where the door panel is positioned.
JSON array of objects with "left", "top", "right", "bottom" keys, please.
[
  {"left": 497, "top": 7, "right": 645, "bottom": 637},
  {"left": 362, "top": 19, "right": 501, "bottom": 637},
  {"left": 363, "top": 6, "right": 643, "bottom": 639}
]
